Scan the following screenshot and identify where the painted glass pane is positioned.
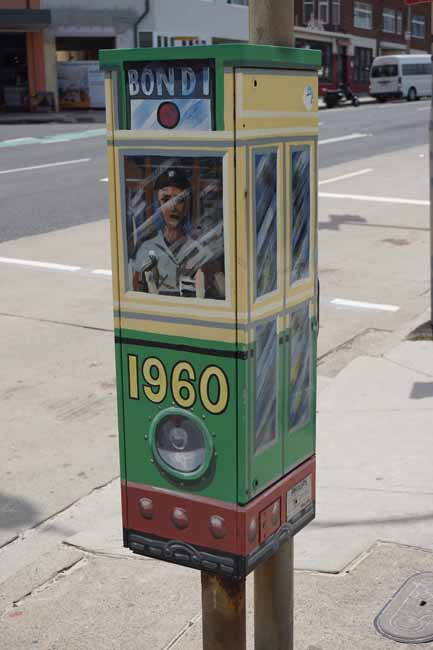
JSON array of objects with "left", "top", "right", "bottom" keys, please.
[
  {"left": 254, "top": 151, "right": 278, "bottom": 298},
  {"left": 123, "top": 155, "right": 225, "bottom": 299},
  {"left": 290, "top": 148, "right": 310, "bottom": 285},
  {"left": 255, "top": 320, "right": 278, "bottom": 452},
  {"left": 289, "top": 302, "right": 311, "bottom": 431}
]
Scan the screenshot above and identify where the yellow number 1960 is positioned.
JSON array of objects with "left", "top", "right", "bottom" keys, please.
[{"left": 127, "top": 355, "right": 229, "bottom": 415}]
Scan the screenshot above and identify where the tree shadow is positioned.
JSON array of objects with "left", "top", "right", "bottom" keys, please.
[
  {"left": 0, "top": 490, "right": 39, "bottom": 533},
  {"left": 319, "top": 213, "right": 429, "bottom": 233}
]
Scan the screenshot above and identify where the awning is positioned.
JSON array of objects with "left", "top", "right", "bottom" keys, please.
[{"left": 0, "top": 9, "right": 51, "bottom": 32}]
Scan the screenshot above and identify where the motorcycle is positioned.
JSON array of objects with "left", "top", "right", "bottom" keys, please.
[{"left": 324, "top": 83, "right": 360, "bottom": 109}]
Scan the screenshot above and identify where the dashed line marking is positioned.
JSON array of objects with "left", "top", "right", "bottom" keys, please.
[
  {"left": 0, "top": 256, "right": 111, "bottom": 277},
  {"left": 319, "top": 192, "right": 428, "bottom": 206},
  {"left": 0, "top": 158, "right": 91, "bottom": 176},
  {"left": 319, "top": 133, "right": 369, "bottom": 145},
  {"left": 319, "top": 169, "right": 373, "bottom": 186},
  {"left": 331, "top": 298, "right": 399, "bottom": 312}
]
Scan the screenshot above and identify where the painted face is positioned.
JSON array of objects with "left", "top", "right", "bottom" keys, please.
[{"left": 158, "top": 186, "right": 188, "bottom": 229}]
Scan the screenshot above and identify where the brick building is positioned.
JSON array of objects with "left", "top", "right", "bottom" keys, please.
[{"left": 294, "top": 0, "right": 432, "bottom": 94}]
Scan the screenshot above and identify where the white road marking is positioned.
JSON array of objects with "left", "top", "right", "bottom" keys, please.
[
  {"left": 418, "top": 107, "right": 430, "bottom": 112},
  {"left": 319, "top": 133, "right": 369, "bottom": 145},
  {"left": 0, "top": 256, "right": 82, "bottom": 272},
  {"left": 92, "top": 269, "right": 112, "bottom": 276},
  {"left": 331, "top": 298, "right": 399, "bottom": 312},
  {"left": 319, "top": 192, "right": 428, "bottom": 206},
  {"left": 319, "top": 168, "right": 373, "bottom": 186},
  {"left": 0, "top": 256, "right": 113, "bottom": 278},
  {"left": 99, "top": 177, "right": 108, "bottom": 182},
  {"left": 0, "top": 158, "right": 91, "bottom": 176}
]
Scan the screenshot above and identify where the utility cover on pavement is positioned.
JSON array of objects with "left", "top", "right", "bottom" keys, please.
[{"left": 374, "top": 573, "right": 433, "bottom": 644}]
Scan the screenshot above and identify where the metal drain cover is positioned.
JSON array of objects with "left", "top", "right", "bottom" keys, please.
[{"left": 375, "top": 573, "right": 433, "bottom": 644}]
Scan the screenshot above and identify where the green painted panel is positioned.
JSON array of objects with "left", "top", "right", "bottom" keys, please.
[
  {"left": 118, "top": 337, "right": 239, "bottom": 503},
  {"left": 99, "top": 44, "right": 321, "bottom": 70},
  {"left": 100, "top": 44, "right": 321, "bottom": 131}
]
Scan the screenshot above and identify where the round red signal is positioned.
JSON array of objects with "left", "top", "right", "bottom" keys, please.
[{"left": 157, "top": 101, "right": 181, "bottom": 129}]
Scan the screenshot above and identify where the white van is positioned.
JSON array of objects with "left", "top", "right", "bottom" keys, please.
[{"left": 369, "top": 54, "right": 432, "bottom": 102}]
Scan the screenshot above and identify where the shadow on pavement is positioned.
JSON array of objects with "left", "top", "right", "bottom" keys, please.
[
  {"left": 410, "top": 382, "right": 433, "bottom": 400},
  {"left": 319, "top": 213, "right": 429, "bottom": 233},
  {"left": 0, "top": 490, "right": 39, "bottom": 532}
]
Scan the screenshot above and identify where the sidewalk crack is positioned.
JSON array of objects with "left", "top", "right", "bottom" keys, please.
[{"left": 0, "top": 311, "right": 112, "bottom": 333}]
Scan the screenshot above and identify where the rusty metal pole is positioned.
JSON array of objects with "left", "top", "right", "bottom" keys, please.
[
  {"left": 249, "top": 4, "right": 296, "bottom": 649},
  {"left": 254, "top": 540, "right": 294, "bottom": 650},
  {"left": 201, "top": 572, "right": 246, "bottom": 650}
]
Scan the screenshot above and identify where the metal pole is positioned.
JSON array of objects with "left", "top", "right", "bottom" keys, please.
[
  {"left": 249, "top": 0, "right": 295, "bottom": 47},
  {"left": 201, "top": 572, "right": 246, "bottom": 650},
  {"left": 254, "top": 540, "right": 294, "bottom": 650},
  {"left": 249, "top": 3, "right": 296, "bottom": 648}
]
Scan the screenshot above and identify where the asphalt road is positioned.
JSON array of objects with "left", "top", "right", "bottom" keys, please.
[{"left": 0, "top": 98, "right": 429, "bottom": 241}]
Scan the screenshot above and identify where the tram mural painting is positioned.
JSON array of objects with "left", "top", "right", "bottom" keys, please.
[
  {"left": 124, "top": 155, "right": 225, "bottom": 299},
  {"left": 101, "top": 44, "right": 320, "bottom": 579}
]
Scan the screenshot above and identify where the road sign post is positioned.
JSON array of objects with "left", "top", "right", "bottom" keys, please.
[{"left": 100, "top": 28, "right": 319, "bottom": 649}]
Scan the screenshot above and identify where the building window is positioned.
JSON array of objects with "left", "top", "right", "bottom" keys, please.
[
  {"left": 319, "top": 0, "right": 329, "bottom": 24},
  {"left": 354, "top": 2, "right": 372, "bottom": 30},
  {"left": 383, "top": 8, "right": 396, "bottom": 34},
  {"left": 227, "top": 0, "right": 248, "bottom": 5},
  {"left": 296, "top": 38, "right": 332, "bottom": 82},
  {"left": 354, "top": 47, "right": 373, "bottom": 84},
  {"left": 412, "top": 15, "right": 425, "bottom": 39},
  {"left": 303, "top": 0, "right": 314, "bottom": 24},
  {"left": 331, "top": 0, "right": 341, "bottom": 26},
  {"left": 396, "top": 11, "right": 403, "bottom": 35}
]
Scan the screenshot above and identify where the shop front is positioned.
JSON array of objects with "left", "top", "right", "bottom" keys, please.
[{"left": 0, "top": 6, "right": 51, "bottom": 111}]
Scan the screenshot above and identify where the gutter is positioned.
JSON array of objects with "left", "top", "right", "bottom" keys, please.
[{"left": 134, "top": 0, "right": 150, "bottom": 48}]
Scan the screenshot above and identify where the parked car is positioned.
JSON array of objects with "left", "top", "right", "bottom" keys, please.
[{"left": 369, "top": 54, "right": 432, "bottom": 103}]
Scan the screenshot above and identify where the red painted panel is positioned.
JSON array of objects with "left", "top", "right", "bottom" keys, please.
[{"left": 123, "top": 457, "right": 315, "bottom": 559}]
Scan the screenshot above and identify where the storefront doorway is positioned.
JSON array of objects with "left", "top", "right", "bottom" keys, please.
[{"left": 0, "top": 33, "right": 28, "bottom": 111}]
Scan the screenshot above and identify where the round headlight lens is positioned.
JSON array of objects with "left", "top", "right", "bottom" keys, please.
[{"left": 155, "top": 414, "right": 206, "bottom": 474}]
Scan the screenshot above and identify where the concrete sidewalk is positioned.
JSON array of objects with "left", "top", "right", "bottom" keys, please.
[{"left": 1, "top": 315, "right": 433, "bottom": 649}]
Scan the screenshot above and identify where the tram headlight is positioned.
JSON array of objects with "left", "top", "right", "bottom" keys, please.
[{"left": 150, "top": 409, "right": 213, "bottom": 480}]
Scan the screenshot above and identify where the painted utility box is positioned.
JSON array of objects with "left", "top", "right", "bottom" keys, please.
[{"left": 100, "top": 44, "right": 320, "bottom": 579}]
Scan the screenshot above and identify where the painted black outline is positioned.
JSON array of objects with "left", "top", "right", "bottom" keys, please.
[
  {"left": 157, "top": 101, "right": 181, "bottom": 129},
  {"left": 115, "top": 335, "right": 249, "bottom": 360}
]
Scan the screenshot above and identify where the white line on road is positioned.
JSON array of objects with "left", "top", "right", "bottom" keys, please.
[
  {"left": 0, "top": 256, "right": 82, "bottom": 272},
  {"left": 319, "top": 192, "right": 428, "bottom": 206},
  {"left": 92, "top": 269, "right": 112, "bottom": 276},
  {"left": 331, "top": 298, "right": 399, "bottom": 312},
  {"left": 99, "top": 177, "right": 108, "bottom": 182},
  {"left": 319, "top": 168, "right": 373, "bottom": 186},
  {"left": 418, "top": 107, "right": 430, "bottom": 112},
  {"left": 319, "top": 133, "right": 369, "bottom": 145},
  {"left": 0, "top": 158, "right": 91, "bottom": 176}
]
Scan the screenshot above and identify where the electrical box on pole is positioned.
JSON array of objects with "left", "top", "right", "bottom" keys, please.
[{"left": 100, "top": 44, "right": 321, "bottom": 580}]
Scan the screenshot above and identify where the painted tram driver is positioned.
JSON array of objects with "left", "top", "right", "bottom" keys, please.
[{"left": 131, "top": 167, "right": 225, "bottom": 299}]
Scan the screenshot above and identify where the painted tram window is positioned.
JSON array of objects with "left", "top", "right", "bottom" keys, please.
[
  {"left": 289, "top": 301, "right": 311, "bottom": 432},
  {"left": 255, "top": 319, "right": 278, "bottom": 452},
  {"left": 123, "top": 154, "right": 225, "bottom": 299},
  {"left": 254, "top": 150, "right": 278, "bottom": 298},
  {"left": 290, "top": 147, "right": 311, "bottom": 285}
]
